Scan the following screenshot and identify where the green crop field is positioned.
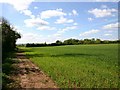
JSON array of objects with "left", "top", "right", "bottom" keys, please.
[{"left": 20, "top": 44, "right": 119, "bottom": 88}]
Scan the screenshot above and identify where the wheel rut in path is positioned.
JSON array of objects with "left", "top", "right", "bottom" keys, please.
[{"left": 12, "top": 51, "right": 58, "bottom": 88}]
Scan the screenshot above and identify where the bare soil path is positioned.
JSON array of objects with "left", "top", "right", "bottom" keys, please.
[{"left": 11, "top": 50, "right": 58, "bottom": 88}]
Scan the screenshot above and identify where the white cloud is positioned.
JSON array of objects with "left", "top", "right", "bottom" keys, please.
[
  {"left": 34, "top": 6, "right": 38, "bottom": 9},
  {"left": 72, "top": 10, "right": 78, "bottom": 16},
  {"left": 24, "top": 18, "right": 49, "bottom": 27},
  {"left": 40, "top": 9, "right": 67, "bottom": 19},
  {"left": 88, "top": 18, "right": 94, "bottom": 21},
  {"left": 80, "top": 29, "right": 99, "bottom": 36},
  {"left": 67, "top": 19, "right": 74, "bottom": 23},
  {"left": 101, "top": 5, "right": 108, "bottom": 9},
  {"left": 103, "top": 22, "right": 120, "bottom": 30},
  {"left": 0, "top": 0, "right": 34, "bottom": 11},
  {"left": 54, "top": 33, "right": 62, "bottom": 37},
  {"left": 54, "top": 26, "right": 77, "bottom": 36},
  {"left": 12, "top": 25, "right": 23, "bottom": 33},
  {"left": 0, "top": 0, "right": 35, "bottom": 18},
  {"left": 22, "top": 9, "right": 32, "bottom": 16},
  {"left": 22, "top": 9, "right": 35, "bottom": 18},
  {"left": 104, "top": 34, "right": 112, "bottom": 36},
  {"left": 56, "top": 8, "right": 63, "bottom": 11},
  {"left": 55, "top": 17, "right": 74, "bottom": 24},
  {"left": 24, "top": 17, "right": 55, "bottom": 31},
  {"left": 24, "top": 33, "right": 39, "bottom": 37},
  {"left": 17, "top": 33, "right": 43, "bottom": 44},
  {"left": 68, "top": 13, "right": 72, "bottom": 16},
  {"left": 73, "top": 23, "right": 78, "bottom": 25},
  {"left": 10, "top": 25, "right": 23, "bottom": 33},
  {"left": 88, "top": 8, "right": 117, "bottom": 18},
  {"left": 37, "top": 26, "right": 56, "bottom": 30},
  {"left": 66, "top": 26, "right": 77, "bottom": 30}
]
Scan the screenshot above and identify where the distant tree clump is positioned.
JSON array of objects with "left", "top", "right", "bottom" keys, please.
[
  {"left": 56, "top": 40, "right": 63, "bottom": 45},
  {"left": 63, "top": 39, "right": 79, "bottom": 45},
  {"left": 25, "top": 38, "right": 119, "bottom": 47}
]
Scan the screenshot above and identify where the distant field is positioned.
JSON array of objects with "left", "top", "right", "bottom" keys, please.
[{"left": 20, "top": 44, "right": 119, "bottom": 88}]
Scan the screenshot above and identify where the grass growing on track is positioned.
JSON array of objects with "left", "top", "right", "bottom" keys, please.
[{"left": 19, "top": 44, "right": 119, "bottom": 88}]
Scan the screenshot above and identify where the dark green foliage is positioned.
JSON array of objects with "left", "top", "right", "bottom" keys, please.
[
  {"left": 95, "top": 39, "right": 101, "bottom": 44},
  {"left": 56, "top": 40, "right": 63, "bottom": 45},
  {"left": 1, "top": 18, "right": 21, "bottom": 88},
  {"left": 63, "top": 39, "right": 79, "bottom": 45},
  {"left": 26, "top": 43, "right": 48, "bottom": 47},
  {"left": 1, "top": 17, "right": 21, "bottom": 59},
  {"left": 25, "top": 38, "right": 119, "bottom": 47}
]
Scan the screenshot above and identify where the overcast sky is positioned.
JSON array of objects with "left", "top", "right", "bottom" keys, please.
[{"left": 0, "top": 0, "right": 119, "bottom": 44}]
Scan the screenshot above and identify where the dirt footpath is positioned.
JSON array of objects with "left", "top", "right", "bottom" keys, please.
[{"left": 11, "top": 51, "right": 58, "bottom": 88}]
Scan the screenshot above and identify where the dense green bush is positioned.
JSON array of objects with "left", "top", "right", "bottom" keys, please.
[{"left": 1, "top": 17, "right": 21, "bottom": 60}]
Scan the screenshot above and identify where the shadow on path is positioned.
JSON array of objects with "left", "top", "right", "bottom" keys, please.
[{"left": 2, "top": 49, "right": 58, "bottom": 89}]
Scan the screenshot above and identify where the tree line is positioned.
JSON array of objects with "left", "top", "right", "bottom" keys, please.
[{"left": 26, "top": 38, "right": 120, "bottom": 47}]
